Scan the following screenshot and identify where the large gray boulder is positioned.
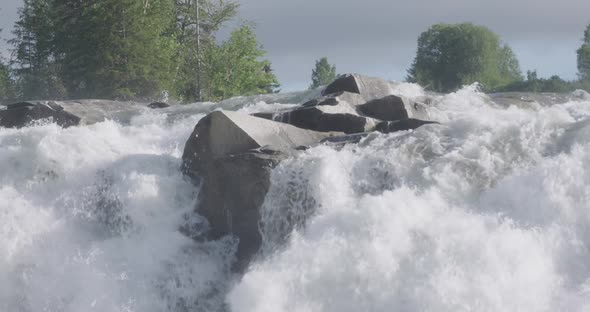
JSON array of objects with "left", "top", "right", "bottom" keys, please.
[
  {"left": 0, "top": 102, "right": 81, "bottom": 128},
  {"left": 322, "top": 74, "right": 394, "bottom": 101},
  {"left": 182, "top": 110, "right": 337, "bottom": 178},
  {"left": 182, "top": 111, "right": 340, "bottom": 270},
  {"left": 357, "top": 95, "right": 411, "bottom": 121},
  {"left": 254, "top": 92, "right": 378, "bottom": 134},
  {"left": 198, "top": 150, "right": 287, "bottom": 271}
]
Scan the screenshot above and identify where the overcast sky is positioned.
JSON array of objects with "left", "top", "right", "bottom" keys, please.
[{"left": 2, "top": 0, "right": 590, "bottom": 91}]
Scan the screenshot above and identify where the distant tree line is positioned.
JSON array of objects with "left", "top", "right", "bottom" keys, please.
[
  {"left": 0, "top": 0, "right": 279, "bottom": 104},
  {"left": 407, "top": 23, "right": 590, "bottom": 94},
  {"left": 4, "top": 15, "right": 590, "bottom": 104}
]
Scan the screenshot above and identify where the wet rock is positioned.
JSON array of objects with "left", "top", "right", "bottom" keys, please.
[
  {"left": 198, "top": 150, "right": 287, "bottom": 271},
  {"left": 182, "top": 110, "right": 337, "bottom": 179},
  {"left": 51, "top": 100, "right": 147, "bottom": 125},
  {"left": 0, "top": 102, "right": 81, "bottom": 128},
  {"left": 258, "top": 92, "right": 378, "bottom": 134},
  {"left": 322, "top": 74, "right": 393, "bottom": 101},
  {"left": 272, "top": 106, "right": 376, "bottom": 134},
  {"left": 375, "top": 119, "right": 439, "bottom": 133},
  {"left": 320, "top": 132, "right": 371, "bottom": 145},
  {"left": 251, "top": 112, "right": 274, "bottom": 120},
  {"left": 182, "top": 111, "right": 340, "bottom": 270},
  {"left": 357, "top": 95, "right": 410, "bottom": 121},
  {"left": 301, "top": 91, "right": 365, "bottom": 107},
  {"left": 148, "top": 102, "right": 170, "bottom": 109},
  {"left": 3, "top": 100, "right": 150, "bottom": 126}
]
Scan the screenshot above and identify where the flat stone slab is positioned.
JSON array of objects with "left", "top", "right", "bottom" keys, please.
[
  {"left": 182, "top": 110, "right": 339, "bottom": 178},
  {"left": 0, "top": 102, "right": 81, "bottom": 128},
  {"left": 322, "top": 74, "right": 394, "bottom": 101},
  {"left": 256, "top": 92, "right": 379, "bottom": 134}
]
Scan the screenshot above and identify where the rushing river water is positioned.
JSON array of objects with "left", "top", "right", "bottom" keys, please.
[{"left": 1, "top": 85, "right": 589, "bottom": 311}]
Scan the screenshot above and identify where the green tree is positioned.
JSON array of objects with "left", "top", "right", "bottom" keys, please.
[
  {"left": 0, "top": 60, "right": 15, "bottom": 104},
  {"left": 496, "top": 70, "right": 586, "bottom": 93},
  {"left": 407, "top": 23, "right": 522, "bottom": 92},
  {"left": 0, "top": 27, "right": 15, "bottom": 104},
  {"left": 52, "top": 0, "right": 177, "bottom": 100},
  {"left": 310, "top": 57, "right": 336, "bottom": 89},
  {"left": 10, "top": 0, "right": 64, "bottom": 100},
  {"left": 577, "top": 24, "right": 590, "bottom": 81},
  {"left": 173, "top": 0, "right": 239, "bottom": 102},
  {"left": 206, "top": 24, "right": 279, "bottom": 101}
]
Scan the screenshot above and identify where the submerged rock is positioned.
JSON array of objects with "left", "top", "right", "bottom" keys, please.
[
  {"left": 375, "top": 119, "right": 439, "bottom": 133},
  {"left": 357, "top": 95, "right": 411, "bottom": 121},
  {"left": 148, "top": 102, "right": 170, "bottom": 109},
  {"left": 0, "top": 101, "right": 81, "bottom": 128}
]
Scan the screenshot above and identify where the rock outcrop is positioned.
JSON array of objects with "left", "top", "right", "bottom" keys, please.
[
  {"left": 322, "top": 73, "right": 394, "bottom": 101},
  {"left": 0, "top": 102, "right": 81, "bottom": 128},
  {"left": 256, "top": 92, "right": 377, "bottom": 134},
  {"left": 181, "top": 74, "right": 441, "bottom": 271},
  {"left": 198, "top": 150, "right": 287, "bottom": 271},
  {"left": 182, "top": 110, "right": 337, "bottom": 178},
  {"left": 357, "top": 95, "right": 411, "bottom": 121},
  {"left": 49, "top": 100, "right": 147, "bottom": 124},
  {"left": 182, "top": 111, "right": 340, "bottom": 270},
  {"left": 0, "top": 100, "right": 151, "bottom": 128}
]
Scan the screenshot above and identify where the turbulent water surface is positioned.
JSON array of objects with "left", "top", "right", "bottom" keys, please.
[{"left": 1, "top": 85, "right": 590, "bottom": 311}]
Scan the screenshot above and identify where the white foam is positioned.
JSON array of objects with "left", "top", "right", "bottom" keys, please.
[
  {"left": 2, "top": 87, "right": 590, "bottom": 311},
  {"left": 230, "top": 86, "right": 590, "bottom": 312},
  {"left": 0, "top": 112, "right": 233, "bottom": 312}
]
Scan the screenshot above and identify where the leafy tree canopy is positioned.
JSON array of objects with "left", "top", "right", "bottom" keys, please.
[
  {"left": 7, "top": 0, "right": 280, "bottom": 103},
  {"left": 310, "top": 57, "right": 336, "bottom": 89},
  {"left": 577, "top": 24, "right": 590, "bottom": 81},
  {"left": 0, "top": 61, "right": 15, "bottom": 104},
  {"left": 0, "top": 27, "right": 15, "bottom": 103},
  {"left": 407, "top": 23, "right": 522, "bottom": 92},
  {"left": 205, "top": 24, "right": 279, "bottom": 101}
]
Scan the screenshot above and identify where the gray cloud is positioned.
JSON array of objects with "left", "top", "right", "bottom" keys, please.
[{"left": 2, "top": 0, "right": 589, "bottom": 90}]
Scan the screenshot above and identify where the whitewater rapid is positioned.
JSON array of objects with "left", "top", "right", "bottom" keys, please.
[{"left": 1, "top": 85, "right": 590, "bottom": 311}]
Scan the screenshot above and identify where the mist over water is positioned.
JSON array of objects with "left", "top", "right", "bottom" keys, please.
[{"left": 1, "top": 85, "right": 590, "bottom": 311}]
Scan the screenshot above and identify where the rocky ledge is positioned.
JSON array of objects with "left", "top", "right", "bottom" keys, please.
[
  {"left": 0, "top": 100, "right": 168, "bottom": 128},
  {"left": 181, "top": 74, "right": 439, "bottom": 271}
]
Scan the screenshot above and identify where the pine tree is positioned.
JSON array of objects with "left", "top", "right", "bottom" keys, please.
[
  {"left": 10, "top": 0, "right": 64, "bottom": 100},
  {"left": 577, "top": 24, "right": 590, "bottom": 81},
  {"left": 0, "top": 27, "right": 15, "bottom": 104},
  {"left": 52, "top": 0, "right": 177, "bottom": 99},
  {"left": 0, "top": 61, "right": 14, "bottom": 104},
  {"left": 310, "top": 57, "right": 337, "bottom": 89}
]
